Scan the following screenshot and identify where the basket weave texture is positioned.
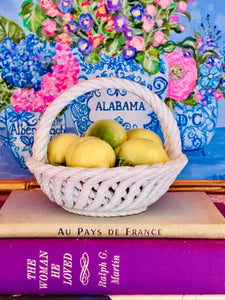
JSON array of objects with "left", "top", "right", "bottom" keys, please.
[{"left": 27, "top": 77, "right": 188, "bottom": 217}]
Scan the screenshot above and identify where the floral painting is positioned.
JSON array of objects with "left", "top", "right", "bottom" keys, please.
[{"left": 0, "top": 0, "right": 225, "bottom": 180}]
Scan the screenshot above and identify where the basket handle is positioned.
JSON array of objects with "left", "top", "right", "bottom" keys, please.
[{"left": 32, "top": 77, "right": 182, "bottom": 163}]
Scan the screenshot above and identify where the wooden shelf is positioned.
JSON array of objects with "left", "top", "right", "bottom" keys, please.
[{"left": 0, "top": 179, "right": 225, "bottom": 193}]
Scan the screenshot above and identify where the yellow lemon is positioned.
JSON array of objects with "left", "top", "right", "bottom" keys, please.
[
  {"left": 126, "top": 128, "right": 163, "bottom": 146},
  {"left": 85, "top": 119, "right": 127, "bottom": 148},
  {"left": 65, "top": 136, "right": 116, "bottom": 168},
  {"left": 116, "top": 138, "right": 169, "bottom": 166},
  {"left": 47, "top": 133, "right": 80, "bottom": 165}
]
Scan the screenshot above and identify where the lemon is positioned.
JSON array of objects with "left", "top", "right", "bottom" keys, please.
[
  {"left": 65, "top": 136, "right": 116, "bottom": 168},
  {"left": 85, "top": 119, "right": 127, "bottom": 148},
  {"left": 116, "top": 138, "right": 169, "bottom": 166},
  {"left": 126, "top": 128, "right": 163, "bottom": 146},
  {"left": 47, "top": 133, "right": 80, "bottom": 165}
]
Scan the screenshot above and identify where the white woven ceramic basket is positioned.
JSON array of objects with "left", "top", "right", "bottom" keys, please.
[{"left": 27, "top": 77, "right": 188, "bottom": 217}]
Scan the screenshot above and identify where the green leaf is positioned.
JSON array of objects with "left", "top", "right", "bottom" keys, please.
[
  {"left": 139, "top": 0, "right": 155, "bottom": 4},
  {"left": 0, "top": 70, "right": 13, "bottom": 113},
  {"left": 0, "top": 15, "right": 26, "bottom": 43},
  {"left": 157, "top": 40, "right": 177, "bottom": 53},
  {"left": 200, "top": 50, "right": 220, "bottom": 65},
  {"left": 148, "top": 48, "right": 160, "bottom": 58},
  {"left": 178, "top": 37, "right": 199, "bottom": 61},
  {"left": 135, "top": 51, "right": 145, "bottom": 63},
  {"left": 165, "top": 94, "right": 199, "bottom": 109},
  {"left": 178, "top": 37, "right": 198, "bottom": 50},
  {"left": 132, "top": 28, "right": 144, "bottom": 36},
  {"left": 85, "top": 51, "right": 101, "bottom": 64},
  {"left": 102, "top": 33, "right": 125, "bottom": 56},
  {"left": 19, "top": 0, "right": 46, "bottom": 33},
  {"left": 194, "top": 30, "right": 202, "bottom": 40},
  {"left": 181, "top": 97, "right": 198, "bottom": 106},
  {"left": 138, "top": 53, "right": 160, "bottom": 75},
  {"left": 165, "top": 97, "right": 179, "bottom": 110},
  {"left": 176, "top": 11, "right": 191, "bottom": 22},
  {"left": 171, "top": 22, "right": 182, "bottom": 34},
  {"left": 167, "top": 3, "right": 177, "bottom": 9}
]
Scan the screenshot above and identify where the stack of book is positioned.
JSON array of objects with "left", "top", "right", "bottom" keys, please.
[{"left": 0, "top": 190, "right": 225, "bottom": 297}]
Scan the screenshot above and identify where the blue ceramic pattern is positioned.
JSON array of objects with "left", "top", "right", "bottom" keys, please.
[
  {"left": 0, "top": 106, "right": 66, "bottom": 168},
  {"left": 69, "top": 50, "right": 169, "bottom": 136},
  {"left": 173, "top": 96, "right": 218, "bottom": 151}
]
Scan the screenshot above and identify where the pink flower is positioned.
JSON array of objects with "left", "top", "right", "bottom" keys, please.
[
  {"left": 46, "top": 4, "right": 62, "bottom": 17},
  {"left": 197, "top": 37, "right": 204, "bottom": 50},
  {"left": 96, "top": 0, "right": 107, "bottom": 20},
  {"left": 152, "top": 31, "right": 166, "bottom": 47},
  {"left": 11, "top": 89, "right": 46, "bottom": 113},
  {"left": 42, "top": 19, "right": 56, "bottom": 35},
  {"left": 88, "top": 34, "right": 104, "bottom": 48},
  {"left": 39, "top": 0, "right": 53, "bottom": 9},
  {"left": 56, "top": 33, "right": 72, "bottom": 45},
  {"left": 214, "top": 89, "right": 223, "bottom": 100},
  {"left": 177, "top": 1, "right": 187, "bottom": 12},
  {"left": 179, "top": 24, "right": 186, "bottom": 32},
  {"left": 127, "top": 36, "right": 145, "bottom": 51},
  {"left": 81, "top": 1, "right": 90, "bottom": 11},
  {"left": 165, "top": 49, "right": 198, "bottom": 101},
  {"left": 142, "top": 15, "right": 154, "bottom": 32},
  {"left": 155, "top": 0, "right": 173, "bottom": 9},
  {"left": 106, "top": 17, "right": 114, "bottom": 32},
  {"left": 12, "top": 44, "right": 80, "bottom": 113},
  {"left": 156, "top": 19, "right": 163, "bottom": 26},
  {"left": 62, "top": 13, "right": 74, "bottom": 22},
  {"left": 194, "top": 92, "right": 204, "bottom": 102},
  {"left": 146, "top": 4, "right": 156, "bottom": 17},
  {"left": 170, "top": 15, "right": 179, "bottom": 24}
]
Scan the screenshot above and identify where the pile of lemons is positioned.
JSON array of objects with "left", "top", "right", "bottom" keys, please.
[{"left": 47, "top": 119, "right": 169, "bottom": 168}]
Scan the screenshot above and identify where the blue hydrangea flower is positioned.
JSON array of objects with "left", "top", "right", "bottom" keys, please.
[
  {"left": 198, "top": 64, "right": 221, "bottom": 89},
  {"left": 0, "top": 34, "right": 56, "bottom": 90},
  {"left": 106, "top": 0, "right": 122, "bottom": 13},
  {"left": 77, "top": 38, "right": 93, "bottom": 55},
  {"left": 79, "top": 13, "right": 93, "bottom": 31},
  {"left": 122, "top": 45, "right": 137, "bottom": 60},
  {"left": 130, "top": 3, "right": 144, "bottom": 20},
  {"left": 57, "top": 0, "right": 73, "bottom": 13},
  {"left": 0, "top": 37, "right": 16, "bottom": 62}
]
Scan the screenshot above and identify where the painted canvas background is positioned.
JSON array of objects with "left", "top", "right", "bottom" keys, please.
[{"left": 0, "top": 0, "right": 225, "bottom": 180}]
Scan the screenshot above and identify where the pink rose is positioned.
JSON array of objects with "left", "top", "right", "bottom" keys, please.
[
  {"left": 128, "top": 36, "right": 145, "bottom": 51},
  {"left": 179, "top": 24, "right": 186, "bottom": 32},
  {"left": 39, "top": 0, "right": 53, "bottom": 9},
  {"left": 152, "top": 31, "right": 166, "bottom": 47},
  {"left": 42, "top": 19, "right": 56, "bottom": 35},
  {"left": 177, "top": 1, "right": 187, "bottom": 12},
  {"left": 156, "top": 19, "right": 163, "bottom": 26},
  {"left": 142, "top": 16, "right": 154, "bottom": 32},
  {"left": 165, "top": 49, "right": 198, "bottom": 101},
  {"left": 46, "top": 4, "right": 62, "bottom": 17},
  {"left": 62, "top": 13, "right": 74, "bottom": 22},
  {"left": 56, "top": 33, "right": 72, "bottom": 45},
  {"left": 155, "top": 0, "right": 173, "bottom": 9},
  {"left": 170, "top": 15, "right": 179, "bottom": 24},
  {"left": 146, "top": 4, "right": 156, "bottom": 17}
]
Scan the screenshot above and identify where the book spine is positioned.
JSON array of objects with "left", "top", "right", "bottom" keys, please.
[{"left": 0, "top": 238, "right": 224, "bottom": 295}]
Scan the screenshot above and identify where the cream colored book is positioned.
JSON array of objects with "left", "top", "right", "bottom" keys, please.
[{"left": 0, "top": 190, "right": 224, "bottom": 238}]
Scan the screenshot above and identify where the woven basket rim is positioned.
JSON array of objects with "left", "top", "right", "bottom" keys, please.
[{"left": 27, "top": 151, "right": 187, "bottom": 171}]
